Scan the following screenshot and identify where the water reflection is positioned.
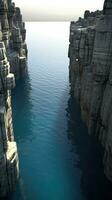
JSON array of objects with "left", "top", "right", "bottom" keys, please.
[
  {"left": 11, "top": 72, "right": 33, "bottom": 200},
  {"left": 12, "top": 71, "right": 33, "bottom": 142},
  {"left": 10, "top": 22, "right": 112, "bottom": 200},
  {"left": 66, "top": 92, "right": 112, "bottom": 200}
]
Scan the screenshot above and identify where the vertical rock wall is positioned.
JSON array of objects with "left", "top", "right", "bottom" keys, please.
[
  {"left": 68, "top": 0, "right": 112, "bottom": 182},
  {"left": 0, "top": 42, "right": 19, "bottom": 198},
  {"left": 0, "top": 0, "right": 27, "bottom": 79},
  {"left": 0, "top": 0, "right": 27, "bottom": 198}
]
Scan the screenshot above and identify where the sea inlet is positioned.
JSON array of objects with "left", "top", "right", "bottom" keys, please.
[{"left": 11, "top": 22, "right": 112, "bottom": 200}]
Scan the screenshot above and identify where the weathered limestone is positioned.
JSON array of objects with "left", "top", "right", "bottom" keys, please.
[
  {"left": 0, "top": 42, "right": 19, "bottom": 198},
  {"left": 0, "top": 0, "right": 27, "bottom": 79},
  {"left": 0, "top": 0, "right": 27, "bottom": 198},
  {"left": 68, "top": 0, "right": 112, "bottom": 182}
]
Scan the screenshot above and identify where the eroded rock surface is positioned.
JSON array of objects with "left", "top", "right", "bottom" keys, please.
[
  {"left": 68, "top": 0, "right": 112, "bottom": 182},
  {"left": 0, "top": 0, "right": 27, "bottom": 79},
  {"left": 0, "top": 0, "right": 27, "bottom": 197}
]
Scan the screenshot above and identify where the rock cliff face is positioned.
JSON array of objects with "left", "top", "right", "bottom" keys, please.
[
  {"left": 0, "top": 0, "right": 27, "bottom": 79},
  {"left": 0, "top": 0, "right": 27, "bottom": 198},
  {"left": 68, "top": 0, "right": 112, "bottom": 182}
]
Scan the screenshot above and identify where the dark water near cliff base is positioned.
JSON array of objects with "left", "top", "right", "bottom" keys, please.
[{"left": 11, "top": 22, "right": 112, "bottom": 200}]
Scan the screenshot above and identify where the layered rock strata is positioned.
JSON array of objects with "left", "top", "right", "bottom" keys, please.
[
  {"left": 0, "top": 42, "right": 19, "bottom": 198},
  {"left": 0, "top": 0, "right": 27, "bottom": 79},
  {"left": 0, "top": 0, "right": 27, "bottom": 198},
  {"left": 68, "top": 0, "right": 112, "bottom": 182}
]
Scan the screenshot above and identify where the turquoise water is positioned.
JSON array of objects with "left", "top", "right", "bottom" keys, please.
[{"left": 11, "top": 22, "right": 112, "bottom": 200}]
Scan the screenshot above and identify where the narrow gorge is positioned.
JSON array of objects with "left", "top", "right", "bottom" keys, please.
[
  {"left": 1, "top": 0, "right": 112, "bottom": 199},
  {"left": 69, "top": 0, "right": 112, "bottom": 182}
]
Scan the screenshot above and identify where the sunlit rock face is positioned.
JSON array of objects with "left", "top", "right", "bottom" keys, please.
[
  {"left": 0, "top": 0, "right": 27, "bottom": 198},
  {"left": 0, "top": 41, "right": 19, "bottom": 198},
  {"left": 68, "top": 0, "right": 112, "bottom": 182}
]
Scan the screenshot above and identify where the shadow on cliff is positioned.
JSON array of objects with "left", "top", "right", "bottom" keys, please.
[
  {"left": 47, "top": 83, "right": 112, "bottom": 199},
  {"left": 66, "top": 92, "right": 112, "bottom": 200}
]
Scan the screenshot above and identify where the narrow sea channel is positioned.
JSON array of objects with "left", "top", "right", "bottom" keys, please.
[{"left": 11, "top": 22, "right": 111, "bottom": 200}]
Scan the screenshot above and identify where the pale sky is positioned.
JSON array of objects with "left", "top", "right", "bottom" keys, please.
[{"left": 14, "top": 0, "right": 104, "bottom": 21}]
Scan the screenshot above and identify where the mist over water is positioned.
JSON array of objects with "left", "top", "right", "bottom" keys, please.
[
  {"left": 14, "top": 0, "right": 104, "bottom": 21},
  {"left": 11, "top": 22, "right": 112, "bottom": 200}
]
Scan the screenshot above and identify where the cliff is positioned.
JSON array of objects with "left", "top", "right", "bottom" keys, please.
[
  {"left": 68, "top": 0, "right": 112, "bottom": 182},
  {"left": 0, "top": 0, "right": 27, "bottom": 79},
  {"left": 0, "top": 0, "right": 27, "bottom": 198}
]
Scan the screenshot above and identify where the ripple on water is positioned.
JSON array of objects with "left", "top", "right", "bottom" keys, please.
[{"left": 12, "top": 22, "right": 112, "bottom": 200}]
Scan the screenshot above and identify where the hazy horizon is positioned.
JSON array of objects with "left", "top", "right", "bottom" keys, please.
[{"left": 14, "top": 0, "right": 104, "bottom": 21}]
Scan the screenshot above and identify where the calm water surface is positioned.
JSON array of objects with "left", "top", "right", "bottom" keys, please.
[{"left": 11, "top": 22, "right": 112, "bottom": 200}]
